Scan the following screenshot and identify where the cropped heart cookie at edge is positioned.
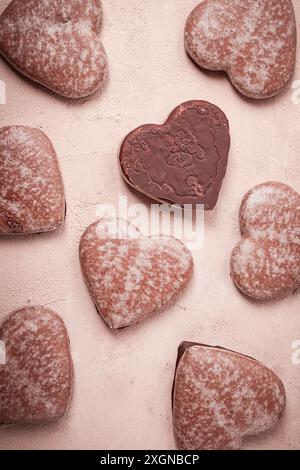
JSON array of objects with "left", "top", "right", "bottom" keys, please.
[
  {"left": 172, "top": 342, "right": 286, "bottom": 450},
  {"left": 0, "top": 305, "right": 73, "bottom": 425},
  {"left": 230, "top": 181, "right": 300, "bottom": 302},
  {"left": 0, "top": 126, "right": 66, "bottom": 235},
  {"left": 79, "top": 218, "right": 194, "bottom": 329},
  {"left": 185, "top": 0, "right": 297, "bottom": 99},
  {"left": 0, "top": 0, "right": 108, "bottom": 99},
  {"left": 119, "top": 100, "right": 230, "bottom": 210}
]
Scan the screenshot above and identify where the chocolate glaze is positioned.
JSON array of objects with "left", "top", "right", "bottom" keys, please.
[{"left": 119, "top": 101, "right": 230, "bottom": 210}]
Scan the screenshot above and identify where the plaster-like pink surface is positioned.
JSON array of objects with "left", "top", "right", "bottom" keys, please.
[{"left": 0, "top": 0, "right": 299, "bottom": 450}]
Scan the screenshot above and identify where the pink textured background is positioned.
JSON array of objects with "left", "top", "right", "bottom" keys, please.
[{"left": 0, "top": 0, "right": 299, "bottom": 450}]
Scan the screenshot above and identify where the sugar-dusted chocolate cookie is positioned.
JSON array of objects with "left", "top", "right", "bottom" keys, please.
[
  {"left": 0, "top": 0, "right": 108, "bottom": 99},
  {"left": 172, "top": 342, "right": 286, "bottom": 450},
  {"left": 119, "top": 101, "right": 230, "bottom": 210},
  {"left": 0, "top": 306, "right": 73, "bottom": 425},
  {"left": 0, "top": 126, "right": 65, "bottom": 235},
  {"left": 79, "top": 218, "right": 193, "bottom": 329},
  {"left": 231, "top": 181, "right": 300, "bottom": 302},
  {"left": 185, "top": 0, "right": 297, "bottom": 99}
]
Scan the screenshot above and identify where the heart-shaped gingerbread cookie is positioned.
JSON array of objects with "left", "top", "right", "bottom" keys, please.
[
  {"left": 119, "top": 101, "right": 230, "bottom": 210},
  {"left": 185, "top": 0, "right": 297, "bottom": 99},
  {"left": 0, "top": 0, "right": 108, "bottom": 99},
  {"left": 0, "top": 306, "right": 73, "bottom": 425},
  {"left": 231, "top": 181, "right": 300, "bottom": 302},
  {"left": 0, "top": 126, "right": 65, "bottom": 235},
  {"left": 172, "top": 342, "right": 286, "bottom": 450},
  {"left": 79, "top": 218, "right": 194, "bottom": 329}
]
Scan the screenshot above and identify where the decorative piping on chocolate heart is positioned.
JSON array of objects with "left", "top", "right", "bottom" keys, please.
[{"left": 119, "top": 101, "right": 230, "bottom": 210}]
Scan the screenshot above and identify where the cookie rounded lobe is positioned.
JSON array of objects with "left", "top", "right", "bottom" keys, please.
[
  {"left": 0, "top": 305, "right": 73, "bottom": 425},
  {"left": 119, "top": 100, "right": 230, "bottom": 210},
  {"left": 172, "top": 342, "right": 286, "bottom": 450}
]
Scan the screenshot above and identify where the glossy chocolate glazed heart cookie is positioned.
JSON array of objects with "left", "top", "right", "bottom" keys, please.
[
  {"left": 172, "top": 342, "right": 286, "bottom": 450},
  {"left": 185, "top": 0, "right": 297, "bottom": 99},
  {"left": 231, "top": 181, "right": 300, "bottom": 302},
  {"left": 0, "top": 126, "right": 65, "bottom": 235},
  {"left": 119, "top": 101, "right": 230, "bottom": 210},
  {"left": 0, "top": 306, "right": 73, "bottom": 425},
  {"left": 0, "top": 0, "right": 108, "bottom": 99},
  {"left": 79, "top": 218, "right": 194, "bottom": 329}
]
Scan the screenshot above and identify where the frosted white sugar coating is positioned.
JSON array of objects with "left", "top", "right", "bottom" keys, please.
[
  {"left": 0, "top": 0, "right": 108, "bottom": 98},
  {"left": 0, "top": 306, "right": 73, "bottom": 425},
  {"left": 240, "top": 181, "right": 300, "bottom": 244},
  {"left": 231, "top": 182, "right": 300, "bottom": 301},
  {"left": 185, "top": 0, "right": 296, "bottom": 99},
  {"left": 173, "top": 344, "right": 285, "bottom": 450},
  {"left": 80, "top": 218, "right": 194, "bottom": 329},
  {"left": 0, "top": 125, "right": 65, "bottom": 235}
]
